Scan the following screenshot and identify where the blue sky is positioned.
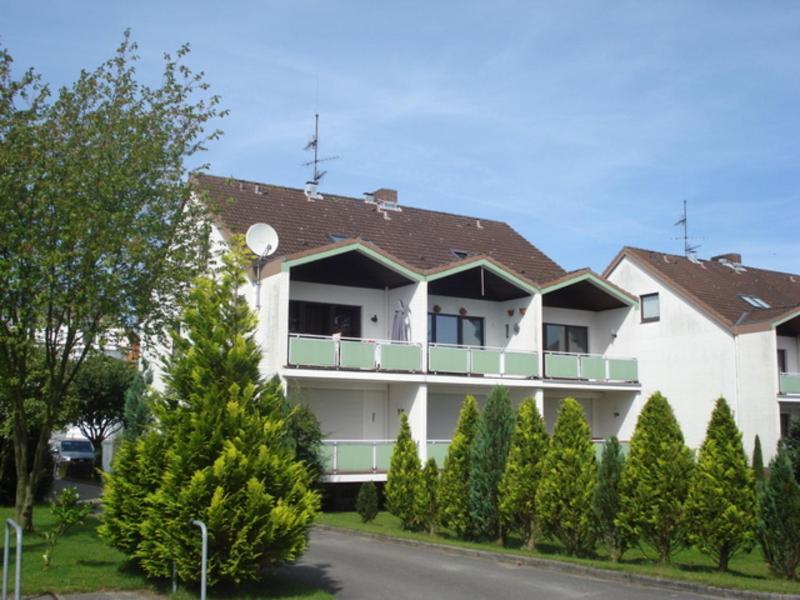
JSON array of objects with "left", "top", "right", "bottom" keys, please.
[{"left": 4, "top": 1, "right": 799, "bottom": 274}]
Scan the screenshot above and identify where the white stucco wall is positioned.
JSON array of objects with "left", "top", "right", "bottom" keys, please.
[
  {"left": 541, "top": 306, "right": 631, "bottom": 356},
  {"left": 607, "top": 258, "right": 739, "bottom": 454},
  {"left": 388, "top": 383, "right": 427, "bottom": 459},
  {"left": 542, "top": 390, "right": 637, "bottom": 440},
  {"left": 735, "top": 331, "right": 781, "bottom": 458}
]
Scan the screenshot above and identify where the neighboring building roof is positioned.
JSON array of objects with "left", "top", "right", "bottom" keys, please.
[
  {"left": 604, "top": 247, "right": 800, "bottom": 333},
  {"left": 195, "top": 174, "right": 566, "bottom": 285}
]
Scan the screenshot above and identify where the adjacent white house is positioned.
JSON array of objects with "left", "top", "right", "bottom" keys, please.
[{"left": 181, "top": 174, "right": 799, "bottom": 482}]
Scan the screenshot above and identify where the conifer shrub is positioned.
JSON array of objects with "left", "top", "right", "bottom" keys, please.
[
  {"left": 752, "top": 435, "right": 765, "bottom": 482},
  {"left": 758, "top": 444, "right": 800, "bottom": 580},
  {"left": 385, "top": 413, "right": 421, "bottom": 530},
  {"left": 785, "top": 418, "right": 800, "bottom": 483},
  {"left": 438, "top": 395, "right": 479, "bottom": 538},
  {"left": 468, "top": 386, "right": 515, "bottom": 542},
  {"left": 592, "top": 436, "right": 627, "bottom": 562},
  {"left": 498, "top": 397, "right": 548, "bottom": 549},
  {"left": 417, "top": 458, "right": 439, "bottom": 535},
  {"left": 104, "top": 248, "right": 320, "bottom": 586},
  {"left": 685, "top": 398, "right": 756, "bottom": 572},
  {"left": 617, "top": 391, "right": 694, "bottom": 564},
  {"left": 535, "top": 398, "right": 596, "bottom": 556},
  {"left": 355, "top": 481, "right": 378, "bottom": 523}
]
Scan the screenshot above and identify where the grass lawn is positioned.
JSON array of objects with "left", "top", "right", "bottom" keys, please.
[
  {"left": 0, "top": 506, "right": 331, "bottom": 599},
  {"left": 318, "top": 511, "right": 800, "bottom": 595}
]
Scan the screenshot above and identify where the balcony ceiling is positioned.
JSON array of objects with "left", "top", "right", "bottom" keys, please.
[
  {"left": 289, "top": 250, "right": 414, "bottom": 289},
  {"left": 428, "top": 266, "right": 530, "bottom": 301},
  {"left": 777, "top": 314, "right": 800, "bottom": 336},
  {"left": 543, "top": 279, "right": 629, "bottom": 311}
]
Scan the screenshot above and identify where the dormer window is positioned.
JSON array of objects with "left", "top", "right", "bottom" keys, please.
[
  {"left": 328, "top": 234, "right": 347, "bottom": 243},
  {"left": 739, "top": 295, "right": 770, "bottom": 309},
  {"left": 451, "top": 249, "right": 472, "bottom": 260}
]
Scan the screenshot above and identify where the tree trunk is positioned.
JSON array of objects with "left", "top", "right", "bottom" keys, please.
[
  {"left": 525, "top": 520, "right": 536, "bottom": 551},
  {"left": 718, "top": 552, "right": 729, "bottom": 572}
]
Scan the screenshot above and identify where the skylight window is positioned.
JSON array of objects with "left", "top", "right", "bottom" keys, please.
[
  {"left": 739, "top": 295, "right": 771, "bottom": 309},
  {"left": 451, "top": 249, "right": 472, "bottom": 260},
  {"left": 328, "top": 234, "right": 347, "bottom": 243}
]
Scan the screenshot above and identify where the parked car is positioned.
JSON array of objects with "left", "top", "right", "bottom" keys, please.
[{"left": 52, "top": 439, "right": 95, "bottom": 478}]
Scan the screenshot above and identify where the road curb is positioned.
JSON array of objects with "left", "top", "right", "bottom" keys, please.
[{"left": 315, "top": 524, "right": 800, "bottom": 600}]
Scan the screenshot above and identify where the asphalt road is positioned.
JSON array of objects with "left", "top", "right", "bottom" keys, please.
[{"left": 283, "top": 529, "right": 716, "bottom": 600}]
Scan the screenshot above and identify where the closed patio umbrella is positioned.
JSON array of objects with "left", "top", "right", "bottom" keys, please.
[{"left": 391, "top": 300, "right": 408, "bottom": 342}]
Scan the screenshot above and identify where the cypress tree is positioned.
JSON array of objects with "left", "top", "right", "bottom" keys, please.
[
  {"left": 385, "top": 413, "right": 421, "bottom": 530},
  {"left": 535, "top": 398, "right": 596, "bottom": 556},
  {"left": 417, "top": 458, "right": 439, "bottom": 535},
  {"left": 785, "top": 418, "right": 800, "bottom": 483},
  {"left": 468, "top": 386, "right": 515, "bottom": 542},
  {"left": 355, "top": 482, "right": 378, "bottom": 523},
  {"left": 685, "top": 398, "right": 756, "bottom": 572},
  {"left": 132, "top": 249, "right": 319, "bottom": 586},
  {"left": 592, "top": 436, "right": 628, "bottom": 562},
  {"left": 617, "top": 391, "right": 694, "bottom": 564},
  {"left": 122, "top": 360, "right": 154, "bottom": 443},
  {"left": 758, "top": 444, "right": 800, "bottom": 580},
  {"left": 498, "top": 397, "right": 548, "bottom": 549},
  {"left": 438, "top": 395, "right": 479, "bottom": 538},
  {"left": 752, "top": 435, "right": 765, "bottom": 482}
]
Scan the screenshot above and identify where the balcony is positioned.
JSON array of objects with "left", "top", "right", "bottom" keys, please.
[
  {"left": 780, "top": 372, "right": 800, "bottom": 395},
  {"left": 288, "top": 334, "right": 422, "bottom": 372},
  {"left": 544, "top": 351, "right": 638, "bottom": 383},
  {"left": 321, "top": 440, "right": 396, "bottom": 473},
  {"left": 427, "top": 343, "right": 539, "bottom": 379}
]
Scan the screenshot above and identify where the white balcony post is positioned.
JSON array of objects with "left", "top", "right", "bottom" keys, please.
[
  {"left": 534, "top": 388, "right": 544, "bottom": 419},
  {"left": 408, "top": 385, "right": 428, "bottom": 462}
]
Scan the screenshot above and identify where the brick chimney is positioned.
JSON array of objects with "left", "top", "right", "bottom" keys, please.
[
  {"left": 373, "top": 188, "right": 398, "bottom": 205},
  {"left": 711, "top": 252, "right": 742, "bottom": 264}
]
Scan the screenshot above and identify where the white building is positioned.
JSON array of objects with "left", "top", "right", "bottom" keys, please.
[{"left": 191, "top": 175, "right": 799, "bottom": 481}]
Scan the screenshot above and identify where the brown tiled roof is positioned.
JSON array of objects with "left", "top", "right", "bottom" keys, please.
[
  {"left": 196, "top": 174, "right": 565, "bottom": 284},
  {"left": 604, "top": 247, "right": 800, "bottom": 332}
]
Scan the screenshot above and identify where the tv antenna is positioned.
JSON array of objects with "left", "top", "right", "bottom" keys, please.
[
  {"left": 302, "top": 113, "right": 339, "bottom": 184},
  {"left": 672, "top": 199, "right": 702, "bottom": 257},
  {"left": 245, "top": 223, "right": 279, "bottom": 310}
]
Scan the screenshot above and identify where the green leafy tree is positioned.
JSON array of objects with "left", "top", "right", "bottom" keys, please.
[
  {"left": 355, "top": 481, "right": 378, "bottom": 523},
  {"left": 752, "top": 435, "right": 765, "bottom": 482},
  {"left": 469, "top": 386, "right": 515, "bottom": 542},
  {"left": 784, "top": 418, "right": 800, "bottom": 483},
  {"left": 41, "top": 486, "right": 92, "bottom": 568},
  {"left": 438, "top": 395, "right": 479, "bottom": 538},
  {"left": 0, "top": 34, "right": 224, "bottom": 530},
  {"left": 122, "top": 360, "right": 154, "bottom": 443},
  {"left": 498, "top": 397, "right": 548, "bottom": 549},
  {"left": 417, "top": 458, "right": 439, "bottom": 535},
  {"left": 592, "top": 437, "right": 628, "bottom": 561},
  {"left": 72, "top": 353, "right": 136, "bottom": 472},
  {"left": 535, "top": 398, "right": 596, "bottom": 556},
  {"left": 685, "top": 398, "right": 756, "bottom": 571},
  {"left": 758, "top": 444, "right": 800, "bottom": 580},
  {"left": 385, "top": 413, "right": 421, "bottom": 530},
  {"left": 617, "top": 392, "right": 694, "bottom": 564},
  {"left": 125, "top": 249, "right": 319, "bottom": 586}
]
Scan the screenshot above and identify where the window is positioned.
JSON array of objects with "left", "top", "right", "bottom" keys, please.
[
  {"left": 543, "top": 323, "right": 588, "bottom": 354},
  {"left": 778, "top": 349, "right": 787, "bottom": 374},
  {"left": 289, "top": 300, "right": 361, "bottom": 337},
  {"left": 328, "top": 233, "right": 347, "bottom": 243},
  {"left": 451, "top": 249, "right": 472, "bottom": 260},
  {"left": 428, "top": 313, "right": 485, "bottom": 346},
  {"left": 641, "top": 293, "right": 660, "bottom": 322},
  {"left": 739, "top": 294, "right": 770, "bottom": 309}
]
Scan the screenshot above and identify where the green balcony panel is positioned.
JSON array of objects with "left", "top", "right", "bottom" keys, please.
[
  {"left": 593, "top": 440, "right": 631, "bottom": 461},
  {"left": 546, "top": 354, "right": 580, "bottom": 379},
  {"left": 471, "top": 349, "right": 501, "bottom": 375},
  {"left": 336, "top": 444, "right": 374, "bottom": 472},
  {"left": 380, "top": 344, "right": 422, "bottom": 372},
  {"left": 581, "top": 356, "right": 606, "bottom": 380},
  {"left": 608, "top": 358, "right": 638, "bottom": 382},
  {"left": 429, "top": 346, "right": 469, "bottom": 374},
  {"left": 504, "top": 352, "right": 539, "bottom": 377},
  {"left": 339, "top": 340, "right": 376, "bottom": 370},
  {"left": 781, "top": 373, "right": 800, "bottom": 395},
  {"left": 375, "top": 442, "right": 396, "bottom": 471},
  {"left": 320, "top": 444, "right": 335, "bottom": 473},
  {"left": 289, "top": 337, "right": 336, "bottom": 368},
  {"left": 427, "top": 442, "right": 450, "bottom": 467}
]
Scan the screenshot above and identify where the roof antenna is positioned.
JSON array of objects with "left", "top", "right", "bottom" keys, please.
[
  {"left": 302, "top": 114, "right": 339, "bottom": 200},
  {"left": 673, "top": 199, "right": 702, "bottom": 259}
]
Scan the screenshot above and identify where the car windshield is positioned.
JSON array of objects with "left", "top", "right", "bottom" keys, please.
[{"left": 61, "top": 441, "right": 93, "bottom": 453}]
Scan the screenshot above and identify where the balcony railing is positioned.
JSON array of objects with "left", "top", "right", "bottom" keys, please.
[
  {"left": 544, "top": 351, "right": 638, "bottom": 383},
  {"left": 427, "top": 343, "right": 539, "bottom": 378},
  {"left": 321, "top": 440, "right": 396, "bottom": 473},
  {"left": 592, "top": 439, "right": 631, "bottom": 460},
  {"left": 780, "top": 372, "right": 800, "bottom": 395},
  {"left": 427, "top": 440, "right": 451, "bottom": 467},
  {"left": 288, "top": 334, "right": 422, "bottom": 372}
]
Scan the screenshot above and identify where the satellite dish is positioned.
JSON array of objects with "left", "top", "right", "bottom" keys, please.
[{"left": 246, "top": 223, "right": 279, "bottom": 257}]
